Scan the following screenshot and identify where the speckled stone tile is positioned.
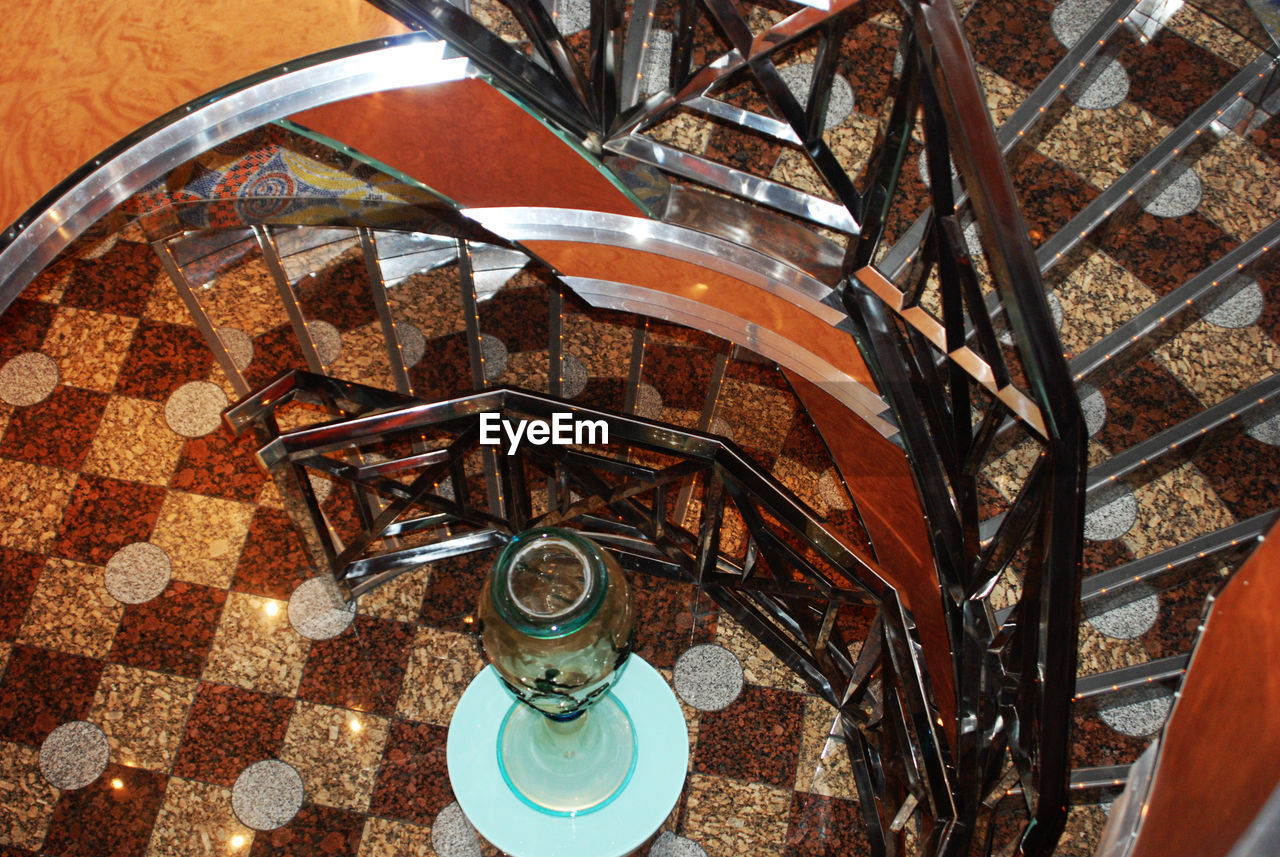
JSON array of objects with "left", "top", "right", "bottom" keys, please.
[
  {"left": 247, "top": 802, "right": 364, "bottom": 857},
  {"left": 387, "top": 268, "right": 466, "bottom": 341},
  {"left": 0, "top": 385, "right": 108, "bottom": 471},
  {"left": 171, "top": 426, "right": 268, "bottom": 503},
  {"left": 60, "top": 242, "right": 161, "bottom": 316},
  {"left": 16, "top": 557, "right": 123, "bottom": 659},
  {"left": 0, "top": 741, "right": 59, "bottom": 850},
  {"left": 1153, "top": 321, "right": 1280, "bottom": 406},
  {"left": 714, "top": 614, "right": 809, "bottom": 694},
  {"left": 1056, "top": 805, "right": 1110, "bottom": 857},
  {"left": 145, "top": 776, "right": 254, "bottom": 857},
  {"left": 682, "top": 774, "right": 791, "bottom": 857},
  {"left": 203, "top": 592, "right": 311, "bottom": 696},
  {"left": 1075, "top": 624, "right": 1149, "bottom": 678},
  {"left": 0, "top": 644, "right": 103, "bottom": 745},
  {"left": 327, "top": 321, "right": 395, "bottom": 390},
  {"left": 141, "top": 272, "right": 193, "bottom": 327},
  {"left": 0, "top": 460, "right": 77, "bottom": 554},
  {"left": 172, "top": 683, "right": 295, "bottom": 787},
  {"left": 356, "top": 816, "right": 434, "bottom": 857},
  {"left": 1195, "top": 132, "right": 1280, "bottom": 242},
  {"left": 694, "top": 684, "right": 806, "bottom": 788},
  {"left": 82, "top": 396, "right": 185, "bottom": 485},
  {"left": 417, "top": 550, "right": 490, "bottom": 633},
  {"left": 1070, "top": 697, "right": 1155, "bottom": 769},
  {"left": 714, "top": 379, "right": 797, "bottom": 468},
  {"left": 562, "top": 310, "right": 637, "bottom": 376},
  {"left": 1036, "top": 101, "right": 1172, "bottom": 192},
  {"left": 368, "top": 720, "right": 453, "bottom": 826},
  {"left": 298, "top": 615, "right": 414, "bottom": 717},
  {"left": 0, "top": 299, "right": 56, "bottom": 365},
  {"left": 0, "top": 547, "right": 44, "bottom": 642},
  {"left": 233, "top": 507, "right": 316, "bottom": 600},
  {"left": 194, "top": 255, "right": 289, "bottom": 337},
  {"left": 631, "top": 574, "right": 717, "bottom": 670},
  {"left": 51, "top": 474, "right": 167, "bottom": 565},
  {"left": 647, "top": 110, "right": 715, "bottom": 156},
  {"left": 975, "top": 66, "right": 1028, "bottom": 129},
  {"left": 39, "top": 306, "right": 138, "bottom": 393},
  {"left": 1049, "top": 244, "right": 1160, "bottom": 355},
  {"left": 151, "top": 491, "right": 255, "bottom": 588},
  {"left": 279, "top": 700, "right": 390, "bottom": 812},
  {"left": 41, "top": 761, "right": 166, "bottom": 857},
  {"left": 1167, "top": 3, "right": 1265, "bottom": 68},
  {"left": 356, "top": 566, "right": 431, "bottom": 625},
  {"left": 786, "top": 791, "right": 869, "bottom": 857},
  {"left": 771, "top": 149, "right": 838, "bottom": 201},
  {"left": 114, "top": 319, "right": 214, "bottom": 402},
  {"left": 1118, "top": 29, "right": 1235, "bottom": 129},
  {"left": 108, "top": 580, "right": 226, "bottom": 678},
  {"left": 793, "top": 697, "right": 858, "bottom": 799},
  {"left": 86, "top": 664, "right": 197, "bottom": 772},
  {"left": 1092, "top": 357, "right": 1204, "bottom": 453},
  {"left": 1123, "top": 461, "right": 1236, "bottom": 558},
  {"left": 395, "top": 627, "right": 485, "bottom": 726}
]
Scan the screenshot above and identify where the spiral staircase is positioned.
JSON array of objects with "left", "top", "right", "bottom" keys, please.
[{"left": 1, "top": 1, "right": 1279, "bottom": 856}]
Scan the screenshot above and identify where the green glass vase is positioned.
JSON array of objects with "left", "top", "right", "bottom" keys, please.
[{"left": 478, "top": 527, "right": 636, "bottom": 815}]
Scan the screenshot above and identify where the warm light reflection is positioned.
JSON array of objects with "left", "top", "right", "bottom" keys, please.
[
  {"left": 264, "top": 601, "right": 280, "bottom": 617},
  {"left": 230, "top": 834, "right": 246, "bottom": 849},
  {"left": 349, "top": 718, "right": 362, "bottom": 733},
  {"left": 111, "top": 778, "right": 124, "bottom": 790}
]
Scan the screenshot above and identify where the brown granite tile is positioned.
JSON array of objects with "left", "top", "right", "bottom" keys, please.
[
  {"left": 193, "top": 255, "right": 288, "bottom": 337},
  {"left": 631, "top": 574, "right": 717, "bottom": 670},
  {"left": 81, "top": 396, "right": 185, "bottom": 485},
  {"left": 151, "top": 491, "right": 255, "bottom": 588},
  {"left": 368, "top": 720, "right": 452, "bottom": 826},
  {"left": 716, "top": 613, "right": 808, "bottom": 694},
  {"left": 964, "top": 0, "right": 1063, "bottom": 91},
  {"left": 0, "top": 741, "right": 59, "bottom": 851},
  {"left": 714, "top": 379, "right": 798, "bottom": 469},
  {"left": 1124, "top": 461, "right": 1236, "bottom": 558},
  {"left": 233, "top": 507, "right": 316, "bottom": 600},
  {"left": 1251, "top": 112, "right": 1280, "bottom": 165},
  {"left": 296, "top": 253, "right": 378, "bottom": 334},
  {"left": 279, "top": 700, "right": 390, "bottom": 812},
  {"left": 0, "top": 547, "right": 43, "bottom": 642},
  {"left": 247, "top": 802, "right": 364, "bottom": 857},
  {"left": 171, "top": 425, "right": 269, "bottom": 502},
  {"left": 203, "top": 592, "right": 311, "bottom": 696},
  {"left": 417, "top": 549, "right": 490, "bottom": 632},
  {"left": 298, "top": 615, "right": 414, "bottom": 717},
  {"left": 1193, "top": 428, "right": 1280, "bottom": 520},
  {"left": 785, "top": 792, "right": 869, "bottom": 857},
  {"left": 1139, "top": 562, "right": 1227, "bottom": 661},
  {"left": 1154, "top": 321, "right": 1280, "bottom": 407},
  {"left": 479, "top": 286, "right": 550, "bottom": 353},
  {"left": 172, "top": 682, "right": 295, "bottom": 787},
  {"left": 1195, "top": 132, "right": 1280, "bottom": 242},
  {"left": 242, "top": 324, "right": 308, "bottom": 390},
  {"left": 682, "top": 774, "right": 792, "bottom": 857},
  {"left": 643, "top": 343, "right": 717, "bottom": 412},
  {"left": 16, "top": 557, "right": 123, "bottom": 659},
  {"left": 145, "top": 776, "right": 254, "bottom": 857},
  {"left": 42, "top": 762, "right": 166, "bottom": 857},
  {"left": 793, "top": 697, "right": 858, "bottom": 799},
  {"left": 1118, "top": 29, "right": 1235, "bottom": 128},
  {"left": 694, "top": 684, "right": 806, "bottom": 788},
  {"left": 1069, "top": 698, "right": 1154, "bottom": 769},
  {"left": 108, "top": 580, "right": 227, "bottom": 678},
  {"left": 39, "top": 306, "right": 138, "bottom": 393},
  {"left": 114, "top": 319, "right": 214, "bottom": 401},
  {"left": 86, "top": 663, "right": 197, "bottom": 772},
  {"left": 0, "top": 644, "right": 103, "bottom": 745},
  {"left": 356, "top": 816, "right": 434, "bottom": 857},
  {"left": 355, "top": 566, "right": 431, "bottom": 625},
  {"left": 395, "top": 626, "right": 485, "bottom": 726},
  {"left": 0, "top": 299, "right": 56, "bottom": 365},
  {"left": 0, "top": 459, "right": 78, "bottom": 554},
  {"left": 20, "top": 253, "right": 76, "bottom": 303},
  {"left": 60, "top": 242, "right": 161, "bottom": 317},
  {"left": 1094, "top": 207, "right": 1238, "bottom": 298},
  {"left": 51, "top": 474, "right": 166, "bottom": 565},
  {"left": 1009, "top": 146, "right": 1100, "bottom": 247},
  {"left": 406, "top": 332, "right": 472, "bottom": 401},
  {"left": 0, "top": 385, "right": 108, "bottom": 470},
  {"left": 1092, "top": 357, "right": 1204, "bottom": 453}
]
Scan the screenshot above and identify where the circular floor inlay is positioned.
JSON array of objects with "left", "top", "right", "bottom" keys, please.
[
  {"left": 432, "top": 802, "right": 482, "bottom": 857},
  {"left": 650, "top": 831, "right": 709, "bottom": 857},
  {"left": 552, "top": 0, "right": 590, "bottom": 34},
  {"left": 1098, "top": 685, "right": 1173, "bottom": 737},
  {"left": 673, "top": 644, "right": 744, "bottom": 712},
  {"left": 561, "top": 353, "right": 589, "bottom": 399},
  {"left": 642, "top": 30, "right": 675, "bottom": 97},
  {"left": 779, "top": 63, "right": 855, "bottom": 130},
  {"left": 165, "top": 381, "right": 228, "bottom": 438},
  {"left": 1244, "top": 403, "right": 1280, "bottom": 447},
  {"left": 219, "top": 327, "right": 254, "bottom": 372},
  {"left": 39, "top": 721, "right": 109, "bottom": 790},
  {"left": 0, "top": 352, "right": 59, "bottom": 407},
  {"left": 288, "top": 576, "right": 356, "bottom": 640},
  {"left": 1135, "top": 163, "right": 1202, "bottom": 219},
  {"left": 998, "top": 292, "right": 1063, "bottom": 346},
  {"left": 231, "top": 760, "right": 305, "bottom": 830},
  {"left": 1051, "top": 0, "right": 1115, "bottom": 48},
  {"left": 104, "top": 542, "right": 171, "bottom": 604},
  {"left": 1198, "top": 278, "right": 1264, "bottom": 329},
  {"left": 480, "top": 334, "right": 508, "bottom": 382},
  {"left": 306, "top": 320, "right": 342, "bottom": 366},
  {"left": 396, "top": 322, "right": 426, "bottom": 368},
  {"left": 1066, "top": 57, "right": 1129, "bottom": 110},
  {"left": 1083, "top": 483, "right": 1137, "bottom": 542},
  {"left": 1077, "top": 382, "right": 1106, "bottom": 438},
  {"left": 1084, "top": 583, "right": 1159, "bottom": 639}
]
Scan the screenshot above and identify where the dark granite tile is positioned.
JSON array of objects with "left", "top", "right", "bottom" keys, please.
[
  {"left": 1094, "top": 208, "right": 1238, "bottom": 298},
  {"left": 171, "top": 425, "right": 268, "bottom": 503},
  {"left": 108, "top": 580, "right": 227, "bottom": 678},
  {"left": 1069, "top": 698, "right": 1154, "bottom": 769},
  {"left": 1139, "top": 568, "right": 1221, "bottom": 661},
  {"left": 249, "top": 803, "right": 365, "bottom": 857},
  {"left": 60, "top": 242, "right": 160, "bottom": 317},
  {"left": 233, "top": 507, "right": 316, "bottom": 600},
  {"left": 368, "top": 720, "right": 452, "bottom": 825},
  {"left": 0, "top": 546, "right": 43, "bottom": 641},
  {"left": 693, "top": 684, "right": 806, "bottom": 788},
  {"left": 1010, "top": 147, "right": 1100, "bottom": 247},
  {"left": 965, "top": 0, "right": 1063, "bottom": 91},
  {"left": 243, "top": 324, "right": 307, "bottom": 389},
  {"left": 171, "top": 682, "right": 294, "bottom": 787},
  {"left": 1118, "top": 29, "right": 1235, "bottom": 128},
  {"left": 629, "top": 573, "right": 717, "bottom": 670},
  {"left": 1081, "top": 538, "right": 1136, "bottom": 578},
  {"left": 704, "top": 122, "right": 785, "bottom": 178},
  {"left": 297, "top": 615, "right": 414, "bottom": 716},
  {"left": 822, "top": 507, "right": 873, "bottom": 558},
  {"left": 0, "top": 298, "right": 55, "bottom": 364},
  {"left": 297, "top": 255, "right": 378, "bottom": 333},
  {"left": 836, "top": 15, "right": 900, "bottom": 119},
  {"left": 726, "top": 355, "right": 789, "bottom": 390},
  {"left": 1192, "top": 431, "right": 1280, "bottom": 520},
  {"left": 786, "top": 792, "right": 870, "bottom": 857},
  {"left": 407, "top": 332, "right": 472, "bottom": 400},
  {"left": 1092, "top": 357, "right": 1203, "bottom": 453},
  {"left": 0, "top": 386, "right": 109, "bottom": 470},
  {"left": 1253, "top": 258, "right": 1280, "bottom": 349},
  {"left": 113, "top": 319, "right": 213, "bottom": 401},
  {"left": 1249, "top": 115, "right": 1280, "bottom": 166},
  {"left": 480, "top": 286, "right": 550, "bottom": 353},
  {"left": 648, "top": 320, "right": 730, "bottom": 355},
  {"left": 0, "top": 846, "right": 38, "bottom": 856},
  {"left": 42, "top": 763, "right": 166, "bottom": 857},
  {"left": 51, "top": 474, "right": 167, "bottom": 565},
  {"left": 419, "top": 549, "right": 492, "bottom": 632},
  {"left": 0, "top": 644, "right": 103, "bottom": 744},
  {"left": 779, "top": 412, "right": 835, "bottom": 473},
  {"left": 643, "top": 344, "right": 716, "bottom": 412},
  {"left": 575, "top": 377, "right": 626, "bottom": 412}
]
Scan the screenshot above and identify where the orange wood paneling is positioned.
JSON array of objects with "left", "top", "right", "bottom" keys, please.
[
  {"left": 289, "top": 82, "right": 640, "bottom": 216},
  {"left": 1, "top": 0, "right": 408, "bottom": 231}
]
